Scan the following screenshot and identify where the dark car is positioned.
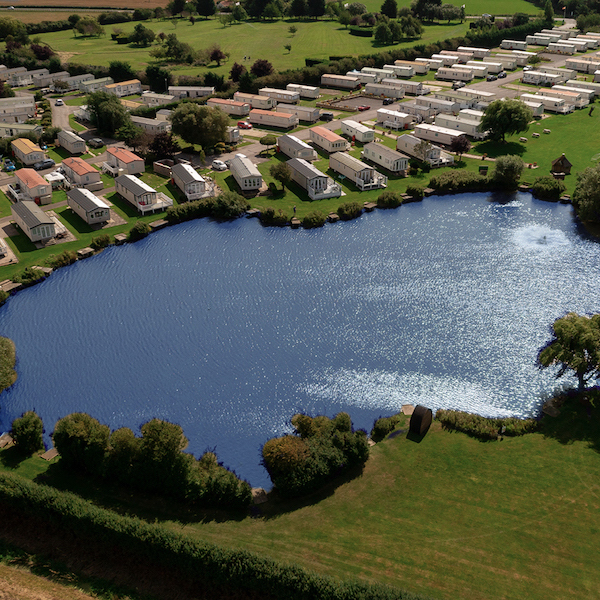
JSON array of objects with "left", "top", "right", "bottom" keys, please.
[
  {"left": 383, "top": 98, "right": 394, "bottom": 105},
  {"left": 87, "top": 138, "right": 104, "bottom": 148},
  {"left": 33, "top": 158, "right": 55, "bottom": 171},
  {"left": 497, "top": 71, "right": 507, "bottom": 79},
  {"left": 487, "top": 74, "right": 497, "bottom": 81},
  {"left": 452, "top": 81, "right": 465, "bottom": 90},
  {"left": 320, "top": 111, "right": 334, "bottom": 121}
]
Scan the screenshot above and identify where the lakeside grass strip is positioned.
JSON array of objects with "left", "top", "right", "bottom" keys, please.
[{"left": 0, "top": 473, "right": 433, "bottom": 600}]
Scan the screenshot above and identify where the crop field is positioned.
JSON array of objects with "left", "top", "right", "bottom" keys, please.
[{"left": 0, "top": 8, "right": 103, "bottom": 23}]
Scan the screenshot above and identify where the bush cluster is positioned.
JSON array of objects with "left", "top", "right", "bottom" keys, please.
[
  {"left": 428, "top": 171, "right": 489, "bottom": 193},
  {"left": 262, "top": 413, "right": 369, "bottom": 498},
  {"left": 370, "top": 413, "right": 402, "bottom": 442},
  {"left": 166, "top": 192, "right": 249, "bottom": 224},
  {"left": 128, "top": 221, "right": 151, "bottom": 242},
  {"left": 45, "top": 250, "right": 77, "bottom": 269},
  {"left": 337, "top": 201, "right": 363, "bottom": 220},
  {"left": 259, "top": 206, "right": 289, "bottom": 226},
  {"left": 531, "top": 176, "right": 566, "bottom": 201},
  {"left": 12, "top": 267, "right": 45, "bottom": 287},
  {"left": 53, "top": 413, "right": 251, "bottom": 509},
  {"left": 377, "top": 190, "right": 403, "bottom": 208},
  {"left": 406, "top": 184, "right": 425, "bottom": 200},
  {"left": 302, "top": 210, "right": 327, "bottom": 228},
  {"left": 90, "top": 234, "right": 111, "bottom": 250},
  {"left": 436, "top": 409, "right": 539, "bottom": 440}
]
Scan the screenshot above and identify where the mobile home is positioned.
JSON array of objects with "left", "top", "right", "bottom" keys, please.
[
  {"left": 396, "top": 133, "right": 454, "bottom": 167},
  {"left": 206, "top": 98, "right": 250, "bottom": 116},
  {"left": 537, "top": 88, "right": 588, "bottom": 108},
  {"left": 413, "top": 123, "right": 465, "bottom": 146},
  {"left": 277, "top": 134, "right": 318, "bottom": 161},
  {"left": 416, "top": 96, "right": 460, "bottom": 114},
  {"left": 500, "top": 39, "right": 528, "bottom": 51},
  {"left": 141, "top": 92, "right": 176, "bottom": 107},
  {"left": 286, "top": 158, "right": 341, "bottom": 200},
  {"left": 233, "top": 92, "right": 275, "bottom": 109},
  {"left": 361, "top": 142, "right": 409, "bottom": 175},
  {"left": 11, "top": 168, "right": 52, "bottom": 204},
  {"left": 386, "top": 79, "right": 425, "bottom": 95},
  {"left": 495, "top": 52, "right": 527, "bottom": 67},
  {"left": 286, "top": 83, "right": 320, "bottom": 98},
  {"left": 467, "top": 60, "right": 503, "bottom": 74},
  {"left": 457, "top": 46, "right": 491, "bottom": 58},
  {"left": 431, "top": 54, "right": 459, "bottom": 66},
  {"left": 361, "top": 67, "right": 396, "bottom": 82},
  {"left": 376, "top": 109, "right": 412, "bottom": 129},
  {"left": 275, "top": 103, "right": 320, "bottom": 123},
  {"left": 11, "top": 138, "right": 46, "bottom": 166},
  {"left": 365, "top": 82, "right": 405, "bottom": 99},
  {"left": 551, "top": 84, "right": 594, "bottom": 101},
  {"left": 62, "top": 157, "right": 103, "bottom": 192},
  {"left": 115, "top": 174, "right": 173, "bottom": 214},
  {"left": 433, "top": 114, "right": 485, "bottom": 139},
  {"left": 321, "top": 74, "right": 361, "bottom": 89},
  {"left": 397, "top": 100, "right": 437, "bottom": 120},
  {"left": 548, "top": 41, "right": 577, "bottom": 54},
  {"left": 341, "top": 120, "right": 375, "bottom": 143},
  {"left": 329, "top": 152, "right": 387, "bottom": 191},
  {"left": 565, "top": 79, "right": 600, "bottom": 97},
  {"left": 11, "top": 201, "right": 55, "bottom": 242},
  {"left": 522, "top": 100, "right": 544, "bottom": 117},
  {"left": 383, "top": 64, "right": 414, "bottom": 77},
  {"left": 347, "top": 70, "right": 377, "bottom": 84},
  {"left": 309, "top": 126, "right": 348, "bottom": 153},
  {"left": 131, "top": 116, "right": 171, "bottom": 134},
  {"left": 229, "top": 154, "right": 263, "bottom": 192},
  {"left": 565, "top": 57, "right": 600, "bottom": 73},
  {"left": 104, "top": 79, "right": 142, "bottom": 97},
  {"left": 79, "top": 77, "right": 114, "bottom": 93},
  {"left": 541, "top": 28, "right": 570, "bottom": 39},
  {"left": 57, "top": 130, "right": 86, "bottom": 155},
  {"left": 66, "top": 188, "right": 110, "bottom": 225},
  {"left": 395, "top": 59, "right": 429, "bottom": 74},
  {"left": 168, "top": 86, "right": 215, "bottom": 99},
  {"left": 537, "top": 66, "right": 576, "bottom": 80},
  {"left": 248, "top": 108, "right": 298, "bottom": 129},
  {"left": 440, "top": 49, "right": 474, "bottom": 62},
  {"left": 171, "top": 163, "right": 214, "bottom": 201},
  {"left": 520, "top": 93, "right": 574, "bottom": 113},
  {"left": 415, "top": 57, "right": 443, "bottom": 70},
  {"left": 435, "top": 67, "right": 474, "bottom": 82},
  {"left": 522, "top": 70, "right": 563, "bottom": 86},
  {"left": 452, "top": 63, "right": 488, "bottom": 78},
  {"left": 259, "top": 87, "right": 300, "bottom": 104}
]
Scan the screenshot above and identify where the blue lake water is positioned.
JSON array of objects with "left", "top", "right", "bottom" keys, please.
[{"left": 0, "top": 192, "right": 599, "bottom": 488}]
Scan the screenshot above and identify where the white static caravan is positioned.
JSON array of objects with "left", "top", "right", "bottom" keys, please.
[
  {"left": 361, "top": 67, "right": 396, "bottom": 82},
  {"left": 541, "top": 28, "right": 570, "bottom": 39},
  {"left": 501, "top": 39, "right": 528, "bottom": 51},
  {"left": 511, "top": 49, "right": 538, "bottom": 62},
  {"left": 452, "top": 63, "right": 488, "bottom": 78},
  {"left": 565, "top": 58, "right": 600, "bottom": 73},
  {"left": 229, "top": 154, "right": 263, "bottom": 192},
  {"left": 415, "top": 57, "right": 444, "bottom": 71},
  {"left": 414, "top": 123, "right": 465, "bottom": 146},
  {"left": 435, "top": 67, "right": 474, "bottom": 82},
  {"left": 329, "top": 152, "right": 387, "bottom": 191},
  {"left": 489, "top": 55, "right": 518, "bottom": 70},
  {"left": 440, "top": 49, "right": 474, "bottom": 63},
  {"left": 66, "top": 188, "right": 110, "bottom": 225},
  {"left": 131, "top": 116, "right": 171, "bottom": 134},
  {"left": 171, "top": 163, "right": 214, "bottom": 201},
  {"left": 397, "top": 100, "right": 437, "bottom": 120},
  {"left": 376, "top": 109, "right": 412, "bottom": 129},
  {"left": 141, "top": 92, "right": 176, "bottom": 107},
  {"left": 168, "top": 86, "right": 215, "bottom": 99},
  {"left": 286, "top": 83, "right": 320, "bottom": 99},
  {"left": 11, "top": 201, "right": 55, "bottom": 243},
  {"left": 395, "top": 59, "right": 429, "bottom": 74},
  {"left": 383, "top": 64, "right": 414, "bottom": 78},
  {"left": 434, "top": 114, "right": 485, "bottom": 139},
  {"left": 309, "top": 126, "right": 348, "bottom": 153},
  {"left": 520, "top": 93, "right": 574, "bottom": 114},
  {"left": 570, "top": 38, "right": 596, "bottom": 51},
  {"left": 233, "top": 92, "right": 275, "bottom": 109},
  {"left": 341, "top": 120, "right": 375, "bottom": 143},
  {"left": 522, "top": 71, "right": 563, "bottom": 86},
  {"left": 321, "top": 74, "right": 361, "bottom": 90},
  {"left": 432, "top": 90, "right": 474, "bottom": 109},
  {"left": 457, "top": 46, "right": 491, "bottom": 59},
  {"left": 51, "top": 73, "right": 93, "bottom": 92},
  {"left": 548, "top": 41, "right": 577, "bottom": 54},
  {"left": 206, "top": 98, "right": 250, "bottom": 116},
  {"left": 552, "top": 84, "right": 594, "bottom": 101},
  {"left": 566, "top": 79, "right": 600, "bottom": 97},
  {"left": 57, "top": 130, "right": 86, "bottom": 155},
  {"left": 467, "top": 60, "right": 503, "bottom": 74},
  {"left": 365, "top": 82, "right": 405, "bottom": 99},
  {"left": 431, "top": 54, "right": 459, "bottom": 67},
  {"left": 526, "top": 34, "right": 561, "bottom": 46},
  {"left": 286, "top": 158, "right": 341, "bottom": 201},
  {"left": 386, "top": 79, "right": 425, "bottom": 96},
  {"left": 416, "top": 96, "right": 460, "bottom": 114},
  {"left": 276, "top": 103, "right": 320, "bottom": 123},
  {"left": 248, "top": 109, "right": 298, "bottom": 129},
  {"left": 575, "top": 35, "right": 600, "bottom": 49},
  {"left": 115, "top": 175, "right": 173, "bottom": 214},
  {"left": 361, "top": 142, "right": 408, "bottom": 175},
  {"left": 538, "top": 88, "right": 588, "bottom": 108},
  {"left": 277, "top": 134, "right": 318, "bottom": 161},
  {"left": 396, "top": 134, "right": 454, "bottom": 167},
  {"left": 458, "top": 108, "right": 484, "bottom": 122},
  {"left": 259, "top": 87, "right": 300, "bottom": 104},
  {"left": 347, "top": 70, "right": 377, "bottom": 84},
  {"left": 522, "top": 100, "right": 544, "bottom": 117}
]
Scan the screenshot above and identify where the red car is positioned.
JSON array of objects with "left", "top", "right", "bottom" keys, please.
[
  {"left": 238, "top": 121, "right": 253, "bottom": 129},
  {"left": 357, "top": 105, "right": 371, "bottom": 111}
]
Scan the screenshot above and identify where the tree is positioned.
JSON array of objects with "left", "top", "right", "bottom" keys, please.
[
  {"left": 232, "top": 4, "right": 248, "bottom": 20},
  {"left": 491, "top": 155, "right": 524, "bottom": 189},
  {"left": 307, "top": 0, "right": 326, "bottom": 18},
  {"left": 75, "top": 17, "right": 104, "bottom": 37},
  {"left": 260, "top": 134, "right": 277, "bottom": 154},
  {"left": 374, "top": 22, "right": 393, "bottom": 44},
  {"left": 289, "top": 25, "right": 298, "bottom": 34},
  {"left": 410, "top": 0, "right": 440, "bottom": 20},
  {"left": 480, "top": 99, "right": 533, "bottom": 143},
  {"left": 270, "top": 161, "right": 292, "bottom": 190},
  {"left": 170, "top": 103, "right": 229, "bottom": 148},
  {"left": 346, "top": 2, "right": 367, "bottom": 15},
  {"left": 450, "top": 135, "right": 471, "bottom": 160},
  {"left": 381, "top": 0, "right": 397, "bottom": 19},
  {"left": 129, "top": 23, "right": 155, "bottom": 46},
  {"left": 538, "top": 313, "right": 600, "bottom": 391},
  {"left": 284, "top": 43, "right": 292, "bottom": 52},
  {"left": 11, "top": 411, "right": 44, "bottom": 455},
  {"left": 572, "top": 163, "right": 600, "bottom": 222},
  {"left": 116, "top": 121, "right": 145, "bottom": 146},
  {"left": 146, "top": 64, "right": 172, "bottom": 92},
  {"left": 263, "top": 2, "right": 282, "bottom": 19},
  {"left": 338, "top": 9, "right": 351, "bottom": 28},
  {"left": 209, "top": 44, "right": 227, "bottom": 65},
  {"left": 414, "top": 139, "right": 433, "bottom": 162},
  {"left": 196, "top": 0, "right": 216, "bottom": 18},
  {"left": 229, "top": 62, "right": 247, "bottom": 82},
  {"left": 87, "top": 91, "right": 131, "bottom": 135},
  {"left": 544, "top": 0, "right": 554, "bottom": 23},
  {"left": 169, "top": 0, "right": 186, "bottom": 14},
  {"left": 212, "top": 191, "right": 250, "bottom": 218},
  {"left": 251, "top": 58, "right": 274, "bottom": 77},
  {"left": 109, "top": 60, "right": 137, "bottom": 82},
  {"left": 290, "top": 0, "right": 308, "bottom": 16},
  {"left": 149, "top": 131, "right": 179, "bottom": 158}
]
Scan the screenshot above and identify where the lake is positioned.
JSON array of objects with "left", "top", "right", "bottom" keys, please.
[{"left": 0, "top": 191, "right": 598, "bottom": 488}]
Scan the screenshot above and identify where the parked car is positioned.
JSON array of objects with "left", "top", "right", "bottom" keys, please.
[
  {"left": 452, "top": 81, "right": 465, "bottom": 90},
  {"left": 237, "top": 121, "right": 252, "bottom": 129},
  {"left": 382, "top": 98, "right": 394, "bottom": 105},
  {"left": 357, "top": 105, "right": 371, "bottom": 111},
  {"left": 487, "top": 74, "right": 497, "bottom": 81},
  {"left": 87, "top": 138, "right": 104, "bottom": 148},
  {"left": 55, "top": 98, "right": 64, "bottom": 106},
  {"left": 498, "top": 71, "right": 507, "bottom": 79},
  {"left": 523, "top": 65, "right": 533, "bottom": 71},
  {"left": 4, "top": 161, "right": 15, "bottom": 172},
  {"left": 33, "top": 158, "right": 55, "bottom": 171},
  {"left": 211, "top": 160, "right": 227, "bottom": 171},
  {"left": 320, "top": 111, "right": 334, "bottom": 121}
]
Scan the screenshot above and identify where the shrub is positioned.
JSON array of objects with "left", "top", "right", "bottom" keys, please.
[
  {"left": 337, "top": 201, "right": 363, "bottom": 220},
  {"left": 0, "top": 289, "right": 8, "bottom": 307},
  {"left": 490, "top": 155, "right": 524, "bottom": 190},
  {"left": 531, "top": 176, "right": 566, "bottom": 202},
  {"left": 90, "top": 233, "right": 111, "bottom": 250},
  {"left": 128, "top": 221, "right": 151, "bottom": 242},
  {"left": 370, "top": 413, "right": 402, "bottom": 442},
  {"left": 436, "top": 409, "right": 539, "bottom": 440},
  {"left": 302, "top": 210, "right": 327, "bottom": 228},
  {"left": 406, "top": 184, "right": 424, "bottom": 200},
  {"left": 11, "top": 411, "right": 44, "bottom": 455},
  {"left": 260, "top": 206, "right": 289, "bottom": 226},
  {"left": 45, "top": 250, "right": 77, "bottom": 269},
  {"left": 212, "top": 191, "right": 250, "bottom": 219},
  {"left": 428, "top": 171, "right": 489, "bottom": 193},
  {"left": 12, "top": 267, "right": 45, "bottom": 286},
  {"left": 377, "top": 190, "right": 402, "bottom": 208}
]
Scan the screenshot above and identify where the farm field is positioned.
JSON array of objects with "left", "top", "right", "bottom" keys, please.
[{"left": 0, "top": 8, "right": 102, "bottom": 23}]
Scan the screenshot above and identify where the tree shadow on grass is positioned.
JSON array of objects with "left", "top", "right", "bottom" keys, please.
[
  {"left": 0, "top": 445, "right": 28, "bottom": 469},
  {"left": 475, "top": 141, "right": 527, "bottom": 158}
]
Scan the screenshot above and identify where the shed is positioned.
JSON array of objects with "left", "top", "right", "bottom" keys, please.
[
  {"left": 551, "top": 153, "right": 572, "bottom": 175},
  {"left": 409, "top": 405, "right": 433, "bottom": 437}
]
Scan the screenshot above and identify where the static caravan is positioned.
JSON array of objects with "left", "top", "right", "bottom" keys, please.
[
  {"left": 347, "top": 70, "right": 377, "bottom": 84},
  {"left": 286, "top": 83, "right": 320, "bottom": 99},
  {"left": 414, "top": 123, "right": 465, "bottom": 146},
  {"left": 396, "top": 133, "right": 454, "bottom": 167},
  {"left": 431, "top": 54, "right": 459, "bottom": 66},
  {"left": 341, "top": 120, "right": 375, "bottom": 143},
  {"left": 277, "top": 134, "right": 318, "bottom": 161},
  {"left": 501, "top": 39, "right": 528, "bottom": 51},
  {"left": 457, "top": 46, "right": 491, "bottom": 59},
  {"left": 571, "top": 38, "right": 596, "bottom": 50},
  {"left": 522, "top": 70, "right": 563, "bottom": 86},
  {"left": 565, "top": 79, "right": 600, "bottom": 97},
  {"left": 361, "top": 67, "right": 396, "bottom": 82},
  {"left": 309, "top": 126, "right": 348, "bottom": 153},
  {"left": 168, "top": 86, "right": 215, "bottom": 99},
  {"left": 489, "top": 55, "right": 517, "bottom": 70},
  {"left": 416, "top": 96, "right": 460, "bottom": 114},
  {"left": 435, "top": 67, "right": 474, "bottom": 82},
  {"left": 206, "top": 98, "right": 250, "bottom": 116},
  {"left": 388, "top": 79, "right": 425, "bottom": 96},
  {"left": 361, "top": 142, "right": 408, "bottom": 175},
  {"left": 57, "top": 130, "right": 86, "bottom": 155},
  {"left": 36, "top": 71, "right": 70, "bottom": 88},
  {"left": 434, "top": 114, "right": 485, "bottom": 139},
  {"left": 13, "top": 168, "right": 52, "bottom": 204},
  {"left": 286, "top": 158, "right": 341, "bottom": 200},
  {"left": 520, "top": 93, "right": 574, "bottom": 114},
  {"left": 171, "top": 163, "right": 213, "bottom": 201},
  {"left": 11, "top": 138, "right": 46, "bottom": 166},
  {"left": 511, "top": 49, "right": 538, "bottom": 61},
  {"left": 51, "top": 73, "right": 93, "bottom": 92},
  {"left": 458, "top": 88, "right": 495, "bottom": 108},
  {"left": 459, "top": 108, "right": 484, "bottom": 122},
  {"left": 248, "top": 108, "right": 298, "bottom": 129},
  {"left": 0, "top": 96, "right": 36, "bottom": 124},
  {"left": 0, "top": 123, "right": 42, "bottom": 138},
  {"left": 365, "top": 82, "right": 405, "bottom": 99},
  {"left": 131, "top": 116, "right": 171, "bottom": 134},
  {"left": 415, "top": 57, "right": 444, "bottom": 70},
  {"left": 452, "top": 63, "right": 488, "bottom": 78},
  {"left": 541, "top": 28, "right": 570, "bottom": 39},
  {"left": 62, "top": 157, "right": 103, "bottom": 192},
  {"left": 66, "top": 188, "right": 110, "bottom": 225},
  {"left": 258, "top": 87, "right": 300, "bottom": 104},
  {"left": 383, "top": 64, "right": 414, "bottom": 77},
  {"left": 398, "top": 100, "right": 437, "bottom": 120},
  {"left": 536, "top": 65, "right": 576, "bottom": 80},
  {"left": 276, "top": 103, "right": 320, "bottom": 123},
  {"left": 229, "top": 154, "right": 263, "bottom": 192},
  {"left": 552, "top": 84, "right": 594, "bottom": 101},
  {"left": 575, "top": 35, "right": 600, "bottom": 49},
  {"left": 433, "top": 90, "right": 474, "bottom": 109},
  {"left": 522, "top": 100, "right": 544, "bottom": 117},
  {"left": 440, "top": 49, "right": 474, "bottom": 63},
  {"left": 104, "top": 147, "right": 144, "bottom": 176},
  {"left": 11, "top": 201, "right": 55, "bottom": 243},
  {"left": 79, "top": 77, "right": 114, "bottom": 93},
  {"left": 595, "top": 70, "right": 600, "bottom": 83},
  {"left": 395, "top": 59, "right": 428, "bottom": 74},
  {"left": 537, "top": 88, "right": 588, "bottom": 108},
  {"left": 105, "top": 79, "right": 142, "bottom": 97},
  {"left": 115, "top": 174, "right": 173, "bottom": 214},
  {"left": 466, "top": 60, "right": 503, "bottom": 74},
  {"left": 329, "top": 152, "right": 387, "bottom": 191},
  {"left": 141, "top": 92, "right": 176, "bottom": 107},
  {"left": 565, "top": 58, "right": 600, "bottom": 73},
  {"left": 526, "top": 34, "right": 561, "bottom": 46},
  {"left": 233, "top": 92, "right": 275, "bottom": 109},
  {"left": 376, "top": 109, "right": 412, "bottom": 129},
  {"left": 321, "top": 74, "right": 361, "bottom": 90}
]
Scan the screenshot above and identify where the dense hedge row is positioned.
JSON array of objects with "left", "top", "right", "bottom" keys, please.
[
  {"left": 428, "top": 171, "right": 490, "bottom": 193},
  {"left": 166, "top": 191, "right": 250, "bottom": 223},
  {"left": 531, "top": 176, "right": 566, "bottom": 201},
  {"left": 436, "top": 409, "right": 539, "bottom": 440},
  {"left": 0, "top": 473, "right": 431, "bottom": 600},
  {"left": 370, "top": 414, "right": 403, "bottom": 442}
]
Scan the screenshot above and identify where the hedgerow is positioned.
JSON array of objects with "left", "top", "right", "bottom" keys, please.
[
  {"left": 337, "top": 201, "right": 363, "bottom": 220},
  {"left": 377, "top": 190, "right": 403, "bottom": 208},
  {"left": 370, "top": 413, "right": 403, "bottom": 442},
  {"left": 428, "top": 171, "right": 489, "bottom": 193},
  {"left": 531, "top": 176, "right": 566, "bottom": 201},
  {"left": 436, "top": 409, "right": 539, "bottom": 440}
]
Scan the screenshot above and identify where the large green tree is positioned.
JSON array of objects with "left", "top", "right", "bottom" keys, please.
[
  {"left": 538, "top": 313, "right": 600, "bottom": 391},
  {"left": 481, "top": 100, "right": 533, "bottom": 142},
  {"left": 87, "top": 91, "right": 131, "bottom": 135},
  {"left": 490, "top": 154, "right": 524, "bottom": 189},
  {"left": 108, "top": 60, "right": 137, "bottom": 83},
  {"left": 196, "top": 0, "right": 216, "bottom": 18},
  {"left": 480, "top": 99, "right": 533, "bottom": 143},
  {"left": 380, "top": 0, "right": 397, "bottom": 19},
  {"left": 270, "top": 161, "right": 292, "bottom": 190},
  {"left": 572, "top": 163, "right": 600, "bottom": 222},
  {"left": 11, "top": 411, "right": 44, "bottom": 455},
  {"left": 169, "top": 103, "right": 229, "bottom": 148}
]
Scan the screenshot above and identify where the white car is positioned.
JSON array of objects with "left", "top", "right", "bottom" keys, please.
[
  {"left": 212, "top": 160, "right": 227, "bottom": 171},
  {"left": 55, "top": 98, "right": 64, "bottom": 106}
]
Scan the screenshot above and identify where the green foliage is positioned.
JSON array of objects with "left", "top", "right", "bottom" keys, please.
[
  {"left": 128, "top": 23, "right": 155, "bottom": 47},
  {"left": 302, "top": 210, "right": 327, "bottom": 228},
  {"left": 11, "top": 411, "right": 44, "bottom": 455},
  {"left": 0, "top": 336, "right": 16, "bottom": 393},
  {"left": 428, "top": 170, "right": 489, "bottom": 193},
  {"left": 572, "top": 163, "right": 600, "bottom": 222},
  {"left": 260, "top": 206, "right": 289, "bottom": 226},
  {"left": 269, "top": 161, "right": 292, "bottom": 189},
  {"left": 491, "top": 154, "right": 524, "bottom": 190},
  {"left": 262, "top": 413, "right": 369, "bottom": 497},
  {"left": 436, "top": 409, "right": 539, "bottom": 440},
  {"left": 380, "top": 0, "right": 397, "bottom": 19},
  {"left": 75, "top": 17, "right": 104, "bottom": 37},
  {"left": 370, "top": 413, "right": 402, "bottom": 442},
  {"left": 374, "top": 22, "right": 393, "bottom": 45},
  {"left": 128, "top": 221, "right": 151, "bottom": 242},
  {"left": 170, "top": 103, "right": 229, "bottom": 148},
  {"left": 377, "top": 190, "right": 403, "bottom": 208},
  {"left": 212, "top": 191, "right": 250, "bottom": 219},
  {"left": 87, "top": 91, "right": 132, "bottom": 135},
  {"left": 12, "top": 267, "right": 45, "bottom": 286},
  {"left": 45, "top": 250, "right": 77, "bottom": 269},
  {"left": 406, "top": 184, "right": 424, "bottom": 199},
  {"left": 538, "top": 312, "right": 600, "bottom": 390},
  {"left": 480, "top": 99, "right": 533, "bottom": 143},
  {"left": 90, "top": 234, "right": 111, "bottom": 250},
  {"left": 337, "top": 200, "right": 363, "bottom": 220},
  {"left": 531, "top": 176, "right": 566, "bottom": 202}
]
